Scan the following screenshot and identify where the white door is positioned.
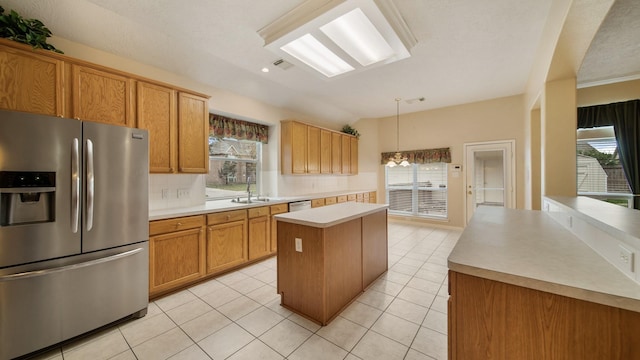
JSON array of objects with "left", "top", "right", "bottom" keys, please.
[{"left": 464, "top": 140, "right": 515, "bottom": 224}]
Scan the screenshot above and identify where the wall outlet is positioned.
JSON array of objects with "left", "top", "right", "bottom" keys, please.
[
  {"left": 177, "top": 188, "right": 190, "bottom": 199},
  {"left": 295, "top": 238, "right": 302, "bottom": 252},
  {"left": 618, "top": 245, "right": 635, "bottom": 273},
  {"left": 161, "top": 188, "right": 169, "bottom": 199}
]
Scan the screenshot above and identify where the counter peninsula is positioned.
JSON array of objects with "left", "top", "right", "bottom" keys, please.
[
  {"left": 275, "top": 202, "right": 388, "bottom": 325},
  {"left": 448, "top": 206, "right": 640, "bottom": 359}
]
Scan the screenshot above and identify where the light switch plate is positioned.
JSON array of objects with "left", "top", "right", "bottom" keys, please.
[
  {"left": 618, "top": 245, "right": 634, "bottom": 273},
  {"left": 295, "top": 238, "right": 302, "bottom": 252}
]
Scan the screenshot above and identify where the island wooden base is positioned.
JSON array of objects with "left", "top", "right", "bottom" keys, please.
[
  {"left": 277, "top": 209, "right": 387, "bottom": 325},
  {"left": 448, "top": 271, "right": 640, "bottom": 360}
]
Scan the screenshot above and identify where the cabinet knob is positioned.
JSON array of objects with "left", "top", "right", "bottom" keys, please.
[
  {"left": 74, "top": 117, "right": 80, "bottom": 120},
  {"left": 176, "top": 222, "right": 182, "bottom": 227},
  {"left": 226, "top": 215, "right": 231, "bottom": 220}
]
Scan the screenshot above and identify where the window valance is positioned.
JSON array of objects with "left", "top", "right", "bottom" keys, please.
[
  {"left": 380, "top": 147, "right": 451, "bottom": 165},
  {"left": 209, "top": 113, "right": 269, "bottom": 144}
]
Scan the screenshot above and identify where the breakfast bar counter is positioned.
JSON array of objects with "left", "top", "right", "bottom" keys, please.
[
  {"left": 447, "top": 206, "right": 640, "bottom": 359},
  {"left": 275, "top": 202, "right": 388, "bottom": 325}
]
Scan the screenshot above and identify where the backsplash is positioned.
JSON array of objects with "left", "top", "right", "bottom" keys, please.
[{"left": 149, "top": 174, "right": 206, "bottom": 211}]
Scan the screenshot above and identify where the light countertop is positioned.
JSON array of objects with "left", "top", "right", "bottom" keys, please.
[
  {"left": 274, "top": 202, "right": 388, "bottom": 228},
  {"left": 149, "top": 190, "right": 376, "bottom": 221},
  {"left": 546, "top": 196, "right": 640, "bottom": 249},
  {"left": 448, "top": 206, "right": 640, "bottom": 313}
]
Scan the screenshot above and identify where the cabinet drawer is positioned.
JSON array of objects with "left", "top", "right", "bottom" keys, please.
[
  {"left": 324, "top": 197, "right": 337, "bottom": 205},
  {"left": 337, "top": 195, "right": 347, "bottom": 203},
  {"left": 150, "top": 215, "right": 205, "bottom": 236},
  {"left": 248, "top": 206, "right": 270, "bottom": 218},
  {"left": 207, "top": 209, "right": 247, "bottom": 224},
  {"left": 347, "top": 194, "right": 357, "bottom": 201},
  {"left": 311, "top": 198, "right": 325, "bottom": 208},
  {"left": 270, "top": 203, "right": 288, "bottom": 215}
]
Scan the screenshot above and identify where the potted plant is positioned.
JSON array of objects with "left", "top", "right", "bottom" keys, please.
[
  {"left": 341, "top": 124, "right": 360, "bottom": 138},
  {"left": 0, "top": 6, "right": 63, "bottom": 53}
]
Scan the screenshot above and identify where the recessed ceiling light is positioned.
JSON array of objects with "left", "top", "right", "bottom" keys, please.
[{"left": 261, "top": 67, "right": 270, "bottom": 73}]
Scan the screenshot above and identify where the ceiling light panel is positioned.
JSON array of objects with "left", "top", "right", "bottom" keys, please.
[
  {"left": 259, "top": 0, "right": 417, "bottom": 79},
  {"left": 281, "top": 34, "right": 355, "bottom": 77},
  {"left": 320, "top": 8, "right": 394, "bottom": 66}
]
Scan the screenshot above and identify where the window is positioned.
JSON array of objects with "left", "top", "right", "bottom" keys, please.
[
  {"left": 206, "top": 137, "right": 261, "bottom": 200},
  {"left": 576, "top": 126, "right": 632, "bottom": 207},
  {"left": 385, "top": 163, "right": 448, "bottom": 218}
]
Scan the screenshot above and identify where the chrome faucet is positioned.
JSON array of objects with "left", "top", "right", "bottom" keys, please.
[{"left": 246, "top": 176, "right": 252, "bottom": 202}]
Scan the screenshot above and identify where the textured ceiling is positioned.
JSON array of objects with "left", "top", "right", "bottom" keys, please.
[
  {"left": 1, "top": 0, "right": 635, "bottom": 123},
  {"left": 577, "top": 0, "right": 640, "bottom": 85}
]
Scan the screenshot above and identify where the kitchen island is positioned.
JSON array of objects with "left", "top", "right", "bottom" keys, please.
[
  {"left": 275, "top": 202, "right": 388, "bottom": 325},
  {"left": 448, "top": 206, "right": 640, "bottom": 359}
]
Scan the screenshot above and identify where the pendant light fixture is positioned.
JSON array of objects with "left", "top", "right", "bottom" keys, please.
[{"left": 386, "top": 98, "right": 410, "bottom": 167}]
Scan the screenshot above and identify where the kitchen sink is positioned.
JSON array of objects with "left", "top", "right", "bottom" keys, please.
[{"left": 231, "top": 197, "right": 270, "bottom": 204}]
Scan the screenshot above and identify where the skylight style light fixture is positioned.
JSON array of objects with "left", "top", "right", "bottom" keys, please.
[
  {"left": 320, "top": 8, "right": 395, "bottom": 67},
  {"left": 281, "top": 34, "right": 355, "bottom": 77},
  {"left": 387, "top": 98, "right": 410, "bottom": 167},
  {"left": 258, "top": 0, "right": 417, "bottom": 79}
]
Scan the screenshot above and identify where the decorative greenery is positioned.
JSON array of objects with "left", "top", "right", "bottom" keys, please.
[
  {"left": 577, "top": 148, "right": 619, "bottom": 166},
  {"left": 0, "top": 6, "right": 63, "bottom": 53},
  {"left": 341, "top": 124, "right": 360, "bottom": 138}
]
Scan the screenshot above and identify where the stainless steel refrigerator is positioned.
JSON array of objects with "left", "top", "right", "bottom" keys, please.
[{"left": 0, "top": 110, "right": 149, "bottom": 360}]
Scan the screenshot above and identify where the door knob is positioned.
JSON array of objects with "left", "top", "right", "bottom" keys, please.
[{"left": 467, "top": 191, "right": 472, "bottom": 195}]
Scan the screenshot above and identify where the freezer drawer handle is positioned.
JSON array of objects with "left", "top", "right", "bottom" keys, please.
[
  {"left": 71, "top": 138, "right": 80, "bottom": 233},
  {"left": 86, "top": 139, "right": 95, "bottom": 231},
  {"left": 0, "top": 247, "right": 144, "bottom": 282}
]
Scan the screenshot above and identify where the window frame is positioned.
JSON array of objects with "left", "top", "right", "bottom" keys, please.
[
  {"left": 385, "top": 163, "right": 448, "bottom": 219},
  {"left": 206, "top": 138, "right": 262, "bottom": 201}
]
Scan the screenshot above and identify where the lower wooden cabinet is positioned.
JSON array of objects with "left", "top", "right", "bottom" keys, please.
[
  {"left": 149, "top": 215, "right": 206, "bottom": 297},
  {"left": 449, "top": 271, "right": 640, "bottom": 359},
  {"left": 270, "top": 203, "right": 288, "bottom": 253},
  {"left": 248, "top": 206, "right": 270, "bottom": 260},
  {"left": 206, "top": 210, "right": 248, "bottom": 274}
]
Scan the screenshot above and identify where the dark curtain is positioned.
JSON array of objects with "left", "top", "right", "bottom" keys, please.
[
  {"left": 209, "top": 114, "right": 269, "bottom": 144},
  {"left": 578, "top": 100, "right": 640, "bottom": 209},
  {"left": 381, "top": 147, "right": 451, "bottom": 165}
]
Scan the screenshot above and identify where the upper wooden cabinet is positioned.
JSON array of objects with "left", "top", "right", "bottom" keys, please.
[
  {"left": 178, "top": 92, "right": 209, "bottom": 173},
  {"left": 341, "top": 134, "right": 351, "bottom": 174},
  {"left": 0, "top": 39, "right": 211, "bottom": 174},
  {"left": 307, "top": 126, "right": 321, "bottom": 174},
  {"left": 0, "top": 43, "right": 64, "bottom": 117},
  {"left": 71, "top": 64, "right": 134, "bottom": 126},
  {"left": 137, "top": 82, "right": 177, "bottom": 173},
  {"left": 320, "top": 129, "right": 332, "bottom": 174},
  {"left": 331, "top": 132, "right": 342, "bottom": 174},
  {"left": 281, "top": 120, "right": 358, "bottom": 175}
]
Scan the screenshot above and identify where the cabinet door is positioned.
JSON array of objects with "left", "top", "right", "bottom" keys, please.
[
  {"left": 0, "top": 44, "right": 63, "bottom": 116},
  {"left": 249, "top": 216, "right": 270, "bottom": 260},
  {"left": 178, "top": 92, "right": 209, "bottom": 173},
  {"left": 331, "top": 132, "right": 342, "bottom": 174},
  {"left": 270, "top": 204, "right": 288, "bottom": 253},
  {"left": 341, "top": 134, "right": 351, "bottom": 174},
  {"left": 206, "top": 220, "right": 247, "bottom": 274},
  {"left": 149, "top": 227, "right": 205, "bottom": 296},
  {"left": 307, "top": 126, "right": 320, "bottom": 174},
  {"left": 137, "top": 82, "right": 177, "bottom": 173},
  {"left": 320, "top": 129, "right": 332, "bottom": 174},
  {"left": 71, "top": 64, "right": 133, "bottom": 126},
  {"left": 291, "top": 122, "right": 308, "bottom": 174},
  {"left": 350, "top": 137, "right": 358, "bottom": 175}
]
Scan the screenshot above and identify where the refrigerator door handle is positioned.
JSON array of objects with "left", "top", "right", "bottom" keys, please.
[
  {"left": 71, "top": 138, "right": 80, "bottom": 233},
  {"left": 86, "top": 139, "right": 95, "bottom": 231},
  {"left": 0, "top": 247, "right": 144, "bottom": 282}
]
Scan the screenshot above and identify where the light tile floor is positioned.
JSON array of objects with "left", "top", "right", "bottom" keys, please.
[{"left": 29, "top": 221, "right": 461, "bottom": 360}]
